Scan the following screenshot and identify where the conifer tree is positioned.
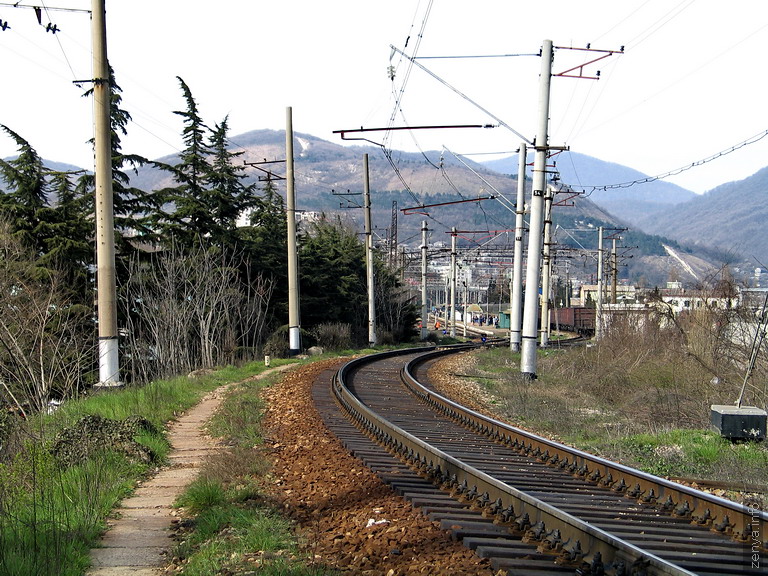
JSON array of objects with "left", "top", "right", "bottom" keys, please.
[
  {"left": 77, "top": 68, "right": 155, "bottom": 245},
  {"left": 0, "top": 125, "right": 49, "bottom": 251},
  {"left": 236, "top": 178, "right": 289, "bottom": 321},
  {"left": 34, "top": 170, "right": 92, "bottom": 294},
  {"left": 149, "top": 78, "right": 261, "bottom": 252},
  {"left": 207, "top": 116, "right": 258, "bottom": 248},
  {"left": 299, "top": 218, "right": 368, "bottom": 335},
  {"left": 151, "top": 77, "right": 214, "bottom": 247}
]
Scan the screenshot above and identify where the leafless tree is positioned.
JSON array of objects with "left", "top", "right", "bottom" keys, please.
[
  {"left": 121, "top": 241, "right": 273, "bottom": 383},
  {"left": 640, "top": 267, "right": 768, "bottom": 413},
  {"left": 0, "top": 223, "right": 93, "bottom": 414}
]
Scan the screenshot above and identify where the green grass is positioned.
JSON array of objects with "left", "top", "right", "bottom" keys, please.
[
  {"left": 462, "top": 346, "right": 768, "bottom": 491},
  {"left": 612, "top": 429, "right": 768, "bottom": 480},
  {"left": 0, "top": 445, "right": 146, "bottom": 576},
  {"left": 177, "top": 477, "right": 227, "bottom": 513},
  {"left": 175, "top": 492, "right": 307, "bottom": 576},
  {"left": 0, "top": 358, "right": 299, "bottom": 576},
  {"left": 172, "top": 361, "right": 340, "bottom": 576}
]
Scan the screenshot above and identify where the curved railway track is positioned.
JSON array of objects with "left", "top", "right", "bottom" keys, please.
[{"left": 313, "top": 346, "right": 767, "bottom": 576}]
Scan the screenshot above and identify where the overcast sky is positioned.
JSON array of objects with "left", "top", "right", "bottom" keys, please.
[{"left": 1, "top": 0, "right": 767, "bottom": 195}]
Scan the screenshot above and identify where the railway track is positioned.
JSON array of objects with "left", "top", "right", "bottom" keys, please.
[{"left": 313, "top": 345, "right": 767, "bottom": 576}]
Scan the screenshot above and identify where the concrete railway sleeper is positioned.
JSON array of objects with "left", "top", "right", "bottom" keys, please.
[{"left": 321, "top": 346, "right": 766, "bottom": 575}]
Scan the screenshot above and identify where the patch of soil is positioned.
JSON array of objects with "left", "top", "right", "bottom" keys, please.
[{"left": 262, "top": 358, "right": 496, "bottom": 576}]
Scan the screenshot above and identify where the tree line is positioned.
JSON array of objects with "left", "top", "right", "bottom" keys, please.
[{"left": 0, "top": 73, "right": 417, "bottom": 415}]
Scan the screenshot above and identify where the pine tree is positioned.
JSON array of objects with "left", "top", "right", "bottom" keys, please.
[
  {"left": 0, "top": 125, "right": 49, "bottom": 251},
  {"left": 206, "top": 116, "right": 258, "bottom": 248},
  {"left": 152, "top": 77, "right": 214, "bottom": 247}
]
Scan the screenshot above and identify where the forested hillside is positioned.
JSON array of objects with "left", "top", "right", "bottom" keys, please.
[{"left": 631, "top": 166, "right": 768, "bottom": 266}]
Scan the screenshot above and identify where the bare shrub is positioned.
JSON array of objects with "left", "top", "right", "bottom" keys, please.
[
  {"left": 311, "top": 322, "right": 352, "bottom": 351},
  {"left": 121, "top": 241, "right": 273, "bottom": 384},
  {"left": 539, "top": 272, "right": 768, "bottom": 434},
  {"left": 0, "top": 223, "right": 93, "bottom": 415}
]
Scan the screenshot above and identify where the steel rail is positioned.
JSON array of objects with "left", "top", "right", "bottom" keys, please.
[
  {"left": 402, "top": 348, "right": 768, "bottom": 542},
  {"left": 334, "top": 346, "right": 697, "bottom": 575}
]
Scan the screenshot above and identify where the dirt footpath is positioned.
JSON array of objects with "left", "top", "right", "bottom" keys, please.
[
  {"left": 86, "top": 358, "right": 495, "bottom": 576},
  {"left": 85, "top": 365, "right": 294, "bottom": 576}
]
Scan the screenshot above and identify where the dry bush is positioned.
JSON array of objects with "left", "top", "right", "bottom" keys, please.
[
  {"left": 311, "top": 322, "right": 352, "bottom": 351},
  {"left": 540, "top": 285, "right": 768, "bottom": 434},
  {"left": 0, "top": 224, "right": 93, "bottom": 415},
  {"left": 121, "top": 242, "right": 273, "bottom": 383}
]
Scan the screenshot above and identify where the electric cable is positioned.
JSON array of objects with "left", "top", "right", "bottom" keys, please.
[{"left": 564, "top": 129, "right": 768, "bottom": 194}]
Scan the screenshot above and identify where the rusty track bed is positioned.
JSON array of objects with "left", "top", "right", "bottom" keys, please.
[{"left": 316, "top": 346, "right": 766, "bottom": 575}]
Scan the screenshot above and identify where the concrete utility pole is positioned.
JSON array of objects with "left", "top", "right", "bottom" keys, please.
[
  {"left": 463, "top": 279, "right": 468, "bottom": 338},
  {"left": 92, "top": 0, "right": 119, "bottom": 387},
  {"left": 443, "top": 275, "right": 449, "bottom": 330},
  {"left": 363, "top": 154, "right": 376, "bottom": 346},
  {"left": 286, "top": 108, "right": 301, "bottom": 355},
  {"left": 390, "top": 200, "right": 398, "bottom": 268},
  {"left": 450, "top": 227, "right": 457, "bottom": 337},
  {"left": 420, "top": 221, "right": 428, "bottom": 340},
  {"left": 539, "top": 185, "right": 554, "bottom": 347},
  {"left": 596, "top": 226, "right": 604, "bottom": 341},
  {"left": 520, "top": 40, "right": 553, "bottom": 378},
  {"left": 611, "top": 237, "right": 618, "bottom": 304},
  {"left": 510, "top": 143, "right": 526, "bottom": 352}
]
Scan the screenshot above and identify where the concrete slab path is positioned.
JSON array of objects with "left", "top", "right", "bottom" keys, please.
[{"left": 86, "top": 365, "right": 294, "bottom": 576}]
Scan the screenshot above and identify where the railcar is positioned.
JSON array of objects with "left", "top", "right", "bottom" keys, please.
[{"left": 551, "top": 306, "right": 595, "bottom": 335}]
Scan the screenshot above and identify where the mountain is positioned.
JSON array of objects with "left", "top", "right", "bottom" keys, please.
[
  {"left": 632, "top": 166, "right": 768, "bottom": 269},
  {"left": 131, "top": 129, "right": 520, "bottom": 206},
  {"left": 482, "top": 150, "right": 768, "bottom": 275},
  {"left": 127, "top": 130, "right": 732, "bottom": 286},
  {"left": 4, "top": 129, "right": 745, "bottom": 287},
  {"left": 481, "top": 151, "right": 697, "bottom": 223}
]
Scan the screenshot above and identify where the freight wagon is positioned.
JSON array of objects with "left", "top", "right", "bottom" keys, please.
[{"left": 551, "top": 306, "right": 596, "bottom": 335}]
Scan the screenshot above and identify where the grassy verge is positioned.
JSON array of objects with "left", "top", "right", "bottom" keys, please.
[
  {"left": 0, "top": 359, "right": 295, "bottom": 576},
  {"left": 462, "top": 346, "right": 768, "bottom": 499},
  {"left": 170, "top": 366, "right": 337, "bottom": 575}
]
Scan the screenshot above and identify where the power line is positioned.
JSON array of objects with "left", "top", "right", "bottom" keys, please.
[
  {"left": 564, "top": 128, "right": 768, "bottom": 194},
  {"left": 1, "top": 1, "right": 88, "bottom": 85},
  {"left": 389, "top": 44, "right": 533, "bottom": 145}
]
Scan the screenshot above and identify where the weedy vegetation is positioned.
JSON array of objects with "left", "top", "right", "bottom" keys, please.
[
  {"left": 0, "top": 361, "right": 293, "bottom": 576},
  {"left": 464, "top": 300, "right": 768, "bottom": 501}
]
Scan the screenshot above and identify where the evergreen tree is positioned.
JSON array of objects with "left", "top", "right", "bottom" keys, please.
[
  {"left": 34, "top": 170, "right": 92, "bottom": 294},
  {"left": 299, "top": 218, "right": 367, "bottom": 338},
  {"left": 151, "top": 78, "right": 256, "bottom": 250},
  {"left": 0, "top": 125, "right": 49, "bottom": 251},
  {"left": 236, "top": 179, "right": 289, "bottom": 322},
  {"left": 152, "top": 77, "right": 214, "bottom": 246},
  {"left": 0, "top": 126, "right": 91, "bottom": 294},
  {"left": 206, "top": 116, "right": 258, "bottom": 248}
]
